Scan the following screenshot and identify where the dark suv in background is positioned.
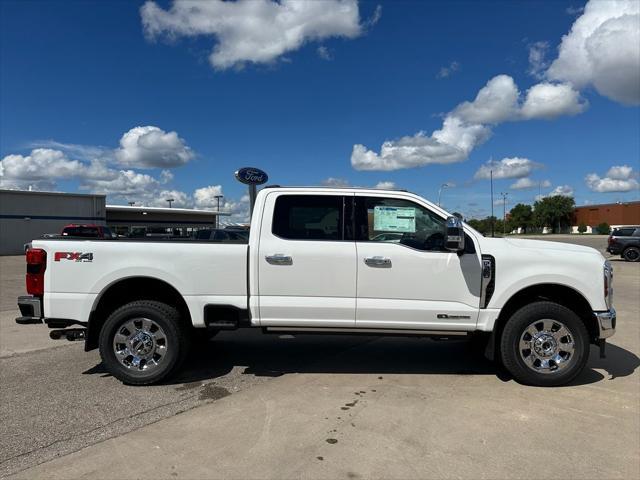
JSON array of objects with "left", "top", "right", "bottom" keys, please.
[{"left": 607, "top": 226, "right": 640, "bottom": 262}]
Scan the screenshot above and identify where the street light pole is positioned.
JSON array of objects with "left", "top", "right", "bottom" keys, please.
[
  {"left": 500, "top": 192, "right": 509, "bottom": 235},
  {"left": 490, "top": 170, "right": 494, "bottom": 237},
  {"left": 214, "top": 195, "right": 223, "bottom": 229},
  {"left": 166, "top": 198, "right": 174, "bottom": 208},
  {"left": 437, "top": 183, "right": 450, "bottom": 207}
]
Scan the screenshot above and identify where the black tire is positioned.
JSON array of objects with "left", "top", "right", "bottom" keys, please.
[
  {"left": 500, "top": 301, "right": 590, "bottom": 387},
  {"left": 622, "top": 246, "right": 640, "bottom": 262},
  {"left": 99, "top": 300, "right": 190, "bottom": 385}
]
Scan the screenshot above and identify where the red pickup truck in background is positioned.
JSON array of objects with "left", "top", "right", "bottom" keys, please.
[{"left": 61, "top": 224, "right": 116, "bottom": 238}]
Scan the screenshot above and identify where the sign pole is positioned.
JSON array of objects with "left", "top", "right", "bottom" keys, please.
[{"left": 249, "top": 184, "right": 257, "bottom": 218}]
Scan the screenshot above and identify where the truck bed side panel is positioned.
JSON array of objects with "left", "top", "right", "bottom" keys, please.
[{"left": 34, "top": 240, "right": 248, "bottom": 326}]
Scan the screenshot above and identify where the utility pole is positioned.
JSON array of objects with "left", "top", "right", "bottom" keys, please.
[
  {"left": 437, "top": 183, "right": 450, "bottom": 207},
  {"left": 166, "top": 198, "right": 174, "bottom": 208},
  {"left": 500, "top": 192, "right": 509, "bottom": 235},
  {"left": 490, "top": 169, "right": 494, "bottom": 237},
  {"left": 214, "top": 195, "right": 223, "bottom": 229}
]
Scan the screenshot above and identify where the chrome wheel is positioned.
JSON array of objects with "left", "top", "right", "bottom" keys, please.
[
  {"left": 518, "top": 319, "right": 575, "bottom": 374},
  {"left": 112, "top": 318, "right": 168, "bottom": 372}
]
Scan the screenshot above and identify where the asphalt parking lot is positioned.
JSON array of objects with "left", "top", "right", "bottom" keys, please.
[{"left": 1, "top": 235, "right": 638, "bottom": 479}]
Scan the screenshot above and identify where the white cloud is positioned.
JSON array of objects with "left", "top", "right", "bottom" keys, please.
[
  {"left": 351, "top": 75, "right": 586, "bottom": 171},
  {"left": 453, "top": 75, "right": 520, "bottom": 124},
  {"left": 193, "top": 185, "right": 225, "bottom": 208},
  {"left": 375, "top": 181, "right": 396, "bottom": 189},
  {"left": 547, "top": 0, "right": 640, "bottom": 105},
  {"left": 0, "top": 149, "right": 85, "bottom": 181},
  {"left": 141, "top": 0, "right": 368, "bottom": 70},
  {"left": 436, "top": 60, "right": 460, "bottom": 79},
  {"left": 528, "top": 41, "right": 550, "bottom": 79},
  {"left": 149, "top": 189, "right": 192, "bottom": 208},
  {"left": 605, "top": 164, "right": 634, "bottom": 180},
  {"left": 115, "top": 126, "right": 194, "bottom": 169},
  {"left": 317, "top": 45, "right": 332, "bottom": 61},
  {"left": 510, "top": 177, "right": 551, "bottom": 190},
  {"left": 585, "top": 164, "right": 640, "bottom": 192},
  {"left": 520, "top": 82, "right": 587, "bottom": 119},
  {"left": 321, "top": 177, "right": 350, "bottom": 187},
  {"left": 474, "top": 157, "right": 542, "bottom": 180},
  {"left": 536, "top": 184, "right": 575, "bottom": 200},
  {"left": 80, "top": 170, "right": 162, "bottom": 197},
  {"left": 550, "top": 185, "right": 574, "bottom": 196}
]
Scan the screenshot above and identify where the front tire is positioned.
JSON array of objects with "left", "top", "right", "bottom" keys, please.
[
  {"left": 622, "top": 246, "right": 640, "bottom": 262},
  {"left": 500, "top": 301, "right": 589, "bottom": 387},
  {"left": 99, "top": 300, "right": 189, "bottom": 385}
]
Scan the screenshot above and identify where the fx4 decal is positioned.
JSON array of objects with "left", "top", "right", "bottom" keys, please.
[{"left": 54, "top": 252, "right": 94, "bottom": 262}]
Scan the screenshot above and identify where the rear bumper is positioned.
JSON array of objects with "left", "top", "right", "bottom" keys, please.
[
  {"left": 16, "top": 295, "right": 43, "bottom": 324},
  {"left": 594, "top": 308, "right": 616, "bottom": 339}
]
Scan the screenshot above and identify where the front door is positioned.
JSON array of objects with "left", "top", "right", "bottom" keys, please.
[
  {"left": 257, "top": 192, "right": 357, "bottom": 327},
  {"left": 354, "top": 194, "right": 482, "bottom": 330}
]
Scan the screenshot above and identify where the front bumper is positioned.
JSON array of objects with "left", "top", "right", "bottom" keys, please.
[{"left": 594, "top": 308, "right": 616, "bottom": 339}]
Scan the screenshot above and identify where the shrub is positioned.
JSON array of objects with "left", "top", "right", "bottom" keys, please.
[
  {"left": 578, "top": 222, "right": 587, "bottom": 234},
  {"left": 596, "top": 222, "right": 610, "bottom": 235}
]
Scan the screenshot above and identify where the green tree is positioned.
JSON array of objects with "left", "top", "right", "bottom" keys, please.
[
  {"left": 596, "top": 222, "right": 610, "bottom": 235},
  {"left": 578, "top": 222, "right": 587, "bottom": 234},
  {"left": 508, "top": 203, "right": 533, "bottom": 233},
  {"left": 533, "top": 195, "right": 575, "bottom": 233},
  {"left": 467, "top": 216, "right": 502, "bottom": 236}
]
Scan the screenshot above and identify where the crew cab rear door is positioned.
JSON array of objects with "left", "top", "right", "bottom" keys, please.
[
  {"left": 257, "top": 192, "right": 356, "bottom": 327},
  {"left": 353, "top": 193, "right": 481, "bottom": 330}
]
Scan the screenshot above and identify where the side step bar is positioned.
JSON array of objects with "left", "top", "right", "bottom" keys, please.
[{"left": 263, "top": 327, "right": 469, "bottom": 337}]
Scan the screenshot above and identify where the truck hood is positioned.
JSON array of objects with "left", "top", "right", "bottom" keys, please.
[
  {"left": 503, "top": 238, "right": 601, "bottom": 255},
  {"left": 476, "top": 236, "right": 602, "bottom": 257}
]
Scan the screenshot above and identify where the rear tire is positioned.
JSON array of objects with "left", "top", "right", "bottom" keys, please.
[
  {"left": 500, "top": 301, "right": 589, "bottom": 387},
  {"left": 622, "top": 246, "right": 640, "bottom": 262},
  {"left": 99, "top": 300, "right": 189, "bottom": 385}
]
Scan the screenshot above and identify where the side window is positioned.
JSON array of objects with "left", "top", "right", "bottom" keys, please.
[
  {"left": 355, "top": 197, "right": 446, "bottom": 251},
  {"left": 272, "top": 195, "right": 343, "bottom": 241},
  {"left": 614, "top": 228, "right": 633, "bottom": 237}
]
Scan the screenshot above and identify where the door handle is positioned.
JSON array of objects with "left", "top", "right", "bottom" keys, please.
[
  {"left": 265, "top": 254, "right": 293, "bottom": 265},
  {"left": 364, "top": 256, "right": 392, "bottom": 268}
]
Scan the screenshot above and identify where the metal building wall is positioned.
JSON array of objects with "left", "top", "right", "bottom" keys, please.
[{"left": 0, "top": 190, "right": 106, "bottom": 255}]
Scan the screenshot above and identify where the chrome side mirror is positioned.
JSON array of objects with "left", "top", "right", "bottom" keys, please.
[{"left": 445, "top": 216, "right": 465, "bottom": 252}]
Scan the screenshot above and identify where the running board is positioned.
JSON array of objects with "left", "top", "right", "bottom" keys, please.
[{"left": 263, "top": 327, "right": 469, "bottom": 336}]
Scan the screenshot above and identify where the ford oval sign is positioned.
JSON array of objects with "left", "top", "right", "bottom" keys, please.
[{"left": 235, "top": 167, "right": 268, "bottom": 185}]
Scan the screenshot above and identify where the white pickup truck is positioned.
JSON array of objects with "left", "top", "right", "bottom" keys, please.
[{"left": 16, "top": 187, "right": 615, "bottom": 386}]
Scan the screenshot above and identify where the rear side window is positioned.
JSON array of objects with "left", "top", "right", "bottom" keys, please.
[
  {"left": 613, "top": 228, "right": 635, "bottom": 237},
  {"left": 62, "top": 227, "right": 99, "bottom": 237},
  {"left": 272, "top": 195, "right": 343, "bottom": 241}
]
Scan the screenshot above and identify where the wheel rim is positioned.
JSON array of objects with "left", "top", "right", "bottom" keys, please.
[
  {"left": 518, "top": 319, "right": 575, "bottom": 374},
  {"left": 625, "top": 249, "right": 639, "bottom": 261},
  {"left": 112, "top": 317, "right": 168, "bottom": 372}
]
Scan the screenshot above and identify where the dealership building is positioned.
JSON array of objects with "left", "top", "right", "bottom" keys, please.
[
  {"left": 571, "top": 201, "right": 640, "bottom": 233},
  {"left": 0, "top": 189, "right": 228, "bottom": 255}
]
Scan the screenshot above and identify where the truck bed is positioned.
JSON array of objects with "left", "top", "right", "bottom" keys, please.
[{"left": 32, "top": 238, "right": 249, "bottom": 327}]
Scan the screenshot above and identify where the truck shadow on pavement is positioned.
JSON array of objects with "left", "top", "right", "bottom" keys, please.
[{"left": 156, "top": 329, "right": 638, "bottom": 388}]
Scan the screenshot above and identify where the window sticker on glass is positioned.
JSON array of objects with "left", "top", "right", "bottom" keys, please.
[{"left": 373, "top": 206, "right": 416, "bottom": 233}]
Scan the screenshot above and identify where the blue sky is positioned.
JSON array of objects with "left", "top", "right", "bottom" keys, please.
[{"left": 1, "top": 0, "right": 638, "bottom": 219}]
